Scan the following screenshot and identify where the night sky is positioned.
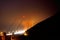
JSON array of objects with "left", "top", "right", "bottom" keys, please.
[{"left": 0, "top": 0, "right": 57, "bottom": 33}]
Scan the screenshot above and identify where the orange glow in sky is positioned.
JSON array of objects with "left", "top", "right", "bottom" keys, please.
[
  {"left": 0, "top": 0, "right": 55, "bottom": 34},
  {"left": 22, "top": 19, "right": 35, "bottom": 30}
]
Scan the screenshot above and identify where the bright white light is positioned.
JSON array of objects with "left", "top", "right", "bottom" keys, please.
[
  {"left": 6, "top": 33, "right": 12, "bottom": 35},
  {"left": 14, "top": 30, "right": 25, "bottom": 35},
  {"left": 6, "top": 30, "right": 26, "bottom": 35}
]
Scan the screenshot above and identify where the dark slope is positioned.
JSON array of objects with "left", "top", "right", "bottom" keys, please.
[
  {"left": 28, "top": 13, "right": 60, "bottom": 36},
  {"left": 23, "top": 12, "right": 60, "bottom": 40},
  {"left": 12, "top": 12, "right": 60, "bottom": 40}
]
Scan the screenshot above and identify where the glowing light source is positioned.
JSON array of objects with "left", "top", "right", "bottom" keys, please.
[
  {"left": 14, "top": 30, "right": 25, "bottom": 35},
  {"left": 0, "top": 32, "right": 4, "bottom": 36},
  {"left": 6, "top": 33, "right": 12, "bottom": 35},
  {"left": 24, "top": 32, "right": 28, "bottom": 36},
  {"left": 6, "top": 30, "right": 26, "bottom": 35}
]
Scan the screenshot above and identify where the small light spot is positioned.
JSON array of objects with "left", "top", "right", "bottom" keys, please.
[
  {"left": 24, "top": 32, "right": 28, "bottom": 36},
  {"left": 22, "top": 16, "right": 26, "bottom": 18}
]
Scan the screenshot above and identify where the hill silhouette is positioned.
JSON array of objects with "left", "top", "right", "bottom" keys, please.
[
  {"left": 22, "top": 12, "right": 60, "bottom": 40},
  {"left": 4, "top": 12, "right": 59, "bottom": 40}
]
